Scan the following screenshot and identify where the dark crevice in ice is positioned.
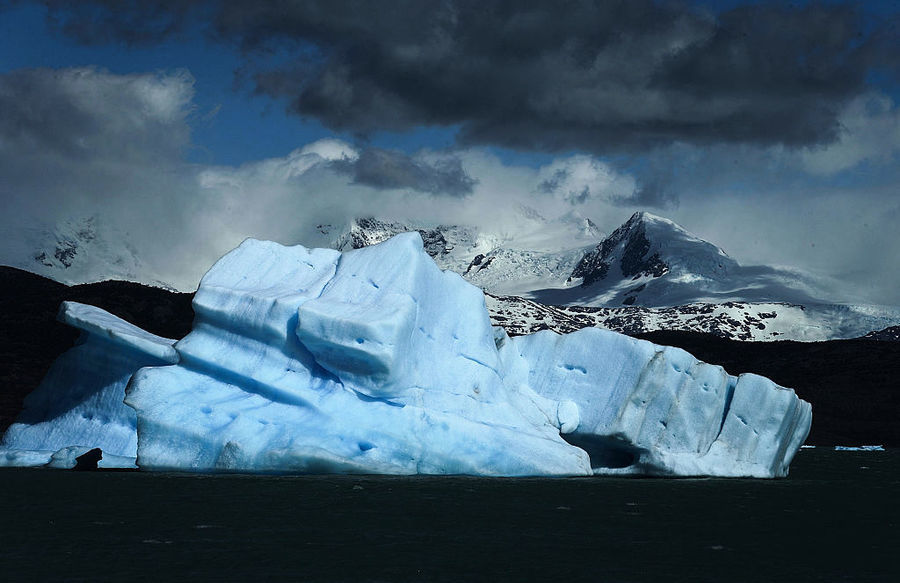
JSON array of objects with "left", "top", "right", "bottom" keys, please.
[
  {"left": 716, "top": 378, "right": 737, "bottom": 439},
  {"left": 561, "top": 433, "right": 639, "bottom": 470}
]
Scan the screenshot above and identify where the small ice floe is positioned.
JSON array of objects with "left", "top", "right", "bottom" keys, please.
[
  {"left": 833, "top": 445, "right": 885, "bottom": 451},
  {"left": 800, "top": 445, "right": 816, "bottom": 449}
]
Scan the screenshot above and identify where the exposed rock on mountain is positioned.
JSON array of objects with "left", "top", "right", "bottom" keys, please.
[
  {"left": 569, "top": 212, "right": 674, "bottom": 287},
  {"left": 486, "top": 294, "right": 900, "bottom": 342},
  {"left": 335, "top": 217, "right": 455, "bottom": 258},
  {"left": 533, "top": 212, "right": 822, "bottom": 307}
]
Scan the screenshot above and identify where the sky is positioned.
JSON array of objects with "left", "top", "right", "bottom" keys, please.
[{"left": 0, "top": 0, "right": 898, "bottom": 303}]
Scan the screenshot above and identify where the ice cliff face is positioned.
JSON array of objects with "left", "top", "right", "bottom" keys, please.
[
  {"left": 497, "top": 328, "right": 810, "bottom": 477},
  {"left": 0, "top": 302, "right": 177, "bottom": 469},
  {"left": 1, "top": 234, "right": 812, "bottom": 477}
]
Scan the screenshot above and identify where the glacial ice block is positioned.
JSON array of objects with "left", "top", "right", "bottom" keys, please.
[
  {"left": 125, "top": 234, "right": 591, "bottom": 475},
  {"left": 296, "top": 293, "right": 418, "bottom": 395},
  {"left": 0, "top": 301, "right": 177, "bottom": 466},
  {"left": 497, "top": 327, "right": 812, "bottom": 477},
  {"left": 3, "top": 233, "right": 811, "bottom": 477}
]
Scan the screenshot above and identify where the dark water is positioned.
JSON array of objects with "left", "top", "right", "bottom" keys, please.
[{"left": 1, "top": 449, "right": 897, "bottom": 582}]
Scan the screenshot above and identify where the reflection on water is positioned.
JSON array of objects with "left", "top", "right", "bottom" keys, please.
[{"left": 1, "top": 449, "right": 897, "bottom": 582}]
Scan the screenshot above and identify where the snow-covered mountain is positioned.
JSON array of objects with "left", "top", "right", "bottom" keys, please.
[
  {"left": 530, "top": 212, "right": 825, "bottom": 307},
  {"left": 332, "top": 211, "right": 599, "bottom": 297},
  {"left": 333, "top": 211, "right": 828, "bottom": 308},
  {"left": 0, "top": 215, "right": 173, "bottom": 290},
  {"left": 0, "top": 215, "right": 181, "bottom": 291},
  {"left": 4, "top": 211, "right": 897, "bottom": 341},
  {"left": 331, "top": 212, "right": 900, "bottom": 341}
]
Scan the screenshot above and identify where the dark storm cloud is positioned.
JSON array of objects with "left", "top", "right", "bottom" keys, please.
[
  {"left": 331, "top": 148, "right": 476, "bottom": 196},
  {"left": 25, "top": 0, "right": 900, "bottom": 154},
  {"left": 0, "top": 66, "right": 192, "bottom": 164}
]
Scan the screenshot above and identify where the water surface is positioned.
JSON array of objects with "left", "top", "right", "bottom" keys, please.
[{"left": 1, "top": 448, "right": 897, "bottom": 582}]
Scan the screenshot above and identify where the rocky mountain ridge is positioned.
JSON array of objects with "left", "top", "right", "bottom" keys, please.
[
  {"left": 336, "top": 214, "right": 900, "bottom": 341},
  {"left": 486, "top": 294, "right": 900, "bottom": 342},
  {"left": 6, "top": 212, "right": 898, "bottom": 342}
]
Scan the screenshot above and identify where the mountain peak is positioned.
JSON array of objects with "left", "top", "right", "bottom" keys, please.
[
  {"left": 555, "top": 211, "right": 747, "bottom": 306},
  {"left": 568, "top": 212, "right": 671, "bottom": 288},
  {"left": 626, "top": 211, "right": 694, "bottom": 235},
  {"left": 334, "top": 217, "right": 455, "bottom": 258},
  {"left": 1, "top": 215, "right": 148, "bottom": 287},
  {"left": 628, "top": 210, "right": 648, "bottom": 222},
  {"left": 525, "top": 210, "right": 835, "bottom": 308},
  {"left": 626, "top": 210, "right": 668, "bottom": 224}
]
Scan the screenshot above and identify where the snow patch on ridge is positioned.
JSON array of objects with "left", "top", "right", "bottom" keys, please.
[{"left": 487, "top": 294, "right": 900, "bottom": 342}]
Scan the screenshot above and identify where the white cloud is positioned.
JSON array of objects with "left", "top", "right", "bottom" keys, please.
[
  {"left": 1, "top": 66, "right": 898, "bottom": 305},
  {"left": 535, "top": 155, "right": 637, "bottom": 205},
  {"left": 800, "top": 93, "right": 900, "bottom": 175},
  {"left": 298, "top": 138, "right": 359, "bottom": 161},
  {"left": 668, "top": 186, "right": 900, "bottom": 306}
]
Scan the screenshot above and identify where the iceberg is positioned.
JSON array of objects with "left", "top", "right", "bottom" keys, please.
[
  {"left": 0, "top": 302, "right": 177, "bottom": 468},
  {"left": 1, "top": 233, "right": 811, "bottom": 477}
]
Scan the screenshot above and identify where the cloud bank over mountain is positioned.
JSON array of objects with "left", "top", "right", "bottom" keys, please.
[
  {"left": 0, "top": 64, "right": 898, "bottom": 303},
  {"left": 0, "top": 1, "right": 898, "bottom": 303}
]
